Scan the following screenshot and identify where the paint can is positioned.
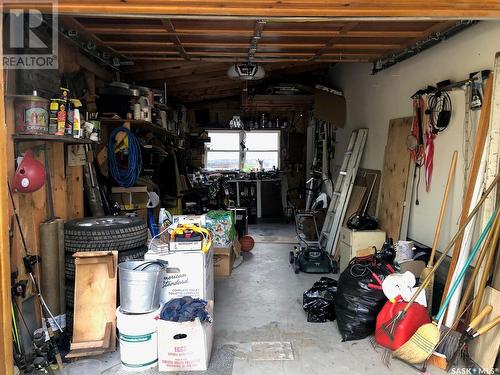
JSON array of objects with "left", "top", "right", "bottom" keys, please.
[
  {"left": 116, "top": 305, "right": 161, "bottom": 371},
  {"left": 14, "top": 95, "right": 49, "bottom": 134}
]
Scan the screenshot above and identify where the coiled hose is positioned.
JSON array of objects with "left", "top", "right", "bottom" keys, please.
[{"left": 108, "top": 126, "right": 142, "bottom": 187}]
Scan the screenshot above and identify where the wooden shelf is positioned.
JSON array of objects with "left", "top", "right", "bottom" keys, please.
[
  {"left": 100, "top": 118, "right": 178, "bottom": 138},
  {"left": 13, "top": 134, "right": 95, "bottom": 144},
  {"left": 242, "top": 94, "right": 313, "bottom": 111}
]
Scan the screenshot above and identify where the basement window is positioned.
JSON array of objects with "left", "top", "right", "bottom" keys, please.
[{"left": 205, "top": 130, "right": 280, "bottom": 171}]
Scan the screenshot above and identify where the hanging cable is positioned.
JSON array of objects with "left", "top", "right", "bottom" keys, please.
[{"left": 108, "top": 126, "right": 142, "bottom": 188}]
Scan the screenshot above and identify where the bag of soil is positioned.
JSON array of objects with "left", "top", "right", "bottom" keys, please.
[
  {"left": 335, "top": 257, "right": 391, "bottom": 341},
  {"left": 303, "top": 277, "right": 338, "bottom": 323}
]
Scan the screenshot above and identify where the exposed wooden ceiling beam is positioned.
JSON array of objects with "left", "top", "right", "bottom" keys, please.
[
  {"left": 126, "top": 56, "right": 369, "bottom": 62},
  {"left": 137, "top": 61, "right": 328, "bottom": 86},
  {"left": 310, "top": 21, "right": 359, "bottom": 61},
  {"left": 127, "top": 62, "right": 228, "bottom": 80},
  {"left": 11, "top": 1, "right": 500, "bottom": 18},
  {"left": 123, "top": 60, "right": 210, "bottom": 74},
  {"left": 118, "top": 51, "right": 180, "bottom": 55},
  {"left": 77, "top": 24, "right": 436, "bottom": 39},
  {"left": 106, "top": 40, "right": 176, "bottom": 47},
  {"left": 161, "top": 19, "right": 190, "bottom": 60},
  {"left": 59, "top": 16, "right": 121, "bottom": 56},
  {"left": 379, "top": 20, "right": 457, "bottom": 60}
]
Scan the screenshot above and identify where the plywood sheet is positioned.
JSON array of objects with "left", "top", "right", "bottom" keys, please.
[
  {"left": 378, "top": 117, "right": 413, "bottom": 240},
  {"left": 70, "top": 251, "right": 117, "bottom": 356}
]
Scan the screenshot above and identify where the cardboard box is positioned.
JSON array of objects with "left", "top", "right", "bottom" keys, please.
[
  {"left": 213, "top": 240, "right": 241, "bottom": 277},
  {"left": 213, "top": 246, "right": 234, "bottom": 277},
  {"left": 157, "top": 302, "right": 214, "bottom": 372},
  {"left": 145, "top": 247, "right": 214, "bottom": 304},
  {"left": 109, "top": 186, "right": 149, "bottom": 210}
]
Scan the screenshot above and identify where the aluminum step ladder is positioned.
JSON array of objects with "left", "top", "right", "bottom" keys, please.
[{"left": 319, "top": 128, "right": 368, "bottom": 256}]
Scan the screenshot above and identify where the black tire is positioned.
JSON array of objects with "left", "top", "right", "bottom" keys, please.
[
  {"left": 64, "top": 216, "right": 148, "bottom": 253},
  {"left": 331, "top": 260, "right": 340, "bottom": 274},
  {"left": 294, "top": 263, "right": 300, "bottom": 274},
  {"left": 289, "top": 251, "right": 295, "bottom": 264},
  {"left": 65, "top": 246, "right": 148, "bottom": 280},
  {"left": 66, "top": 282, "right": 74, "bottom": 309}
]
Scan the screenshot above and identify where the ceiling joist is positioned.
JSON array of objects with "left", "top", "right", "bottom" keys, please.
[{"left": 9, "top": 1, "right": 500, "bottom": 18}]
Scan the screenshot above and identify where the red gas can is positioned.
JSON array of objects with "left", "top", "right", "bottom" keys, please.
[{"left": 375, "top": 298, "right": 430, "bottom": 350}]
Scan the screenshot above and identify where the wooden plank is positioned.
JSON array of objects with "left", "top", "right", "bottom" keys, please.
[
  {"left": 50, "top": 143, "right": 68, "bottom": 219},
  {"left": 0, "top": 16, "right": 14, "bottom": 373},
  {"left": 441, "top": 73, "right": 493, "bottom": 306},
  {"left": 70, "top": 251, "right": 118, "bottom": 357},
  {"left": 161, "top": 19, "right": 190, "bottom": 60},
  {"left": 126, "top": 56, "right": 370, "bottom": 63},
  {"left": 59, "top": 16, "right": 121, "bottom": 56},
  {"left": 469, "top": 287, "right": 500, "bottom": 370},
  {"left": 14, "top": 1, "right": 500, "bottom": 18},
  {"left": 378, "top": 117, "right": 413, "bottom": 241},
  {"left": 67, "top": 166, "right": 84, "bottom": 219}
]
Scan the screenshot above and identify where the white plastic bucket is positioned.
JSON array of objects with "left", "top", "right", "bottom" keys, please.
[{"left": 116, "top": 305, "right": 162, "bottom": 371}]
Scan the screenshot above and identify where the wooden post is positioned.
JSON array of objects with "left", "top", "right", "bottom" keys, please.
[{"left": 0, "top": 14, "right": 14, "bottom": 375}]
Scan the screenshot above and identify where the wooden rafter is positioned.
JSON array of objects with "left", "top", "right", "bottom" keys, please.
[
  {"left": 161, "top": 19, "right": 190, "bottom": 60},
  {"left": 59, "top": 16, "right": 122, "bottom": 57},
  {"left": 310, "top": 22, "right": 359, "bottom": 61},
  {"left": 8, "top": 1, "right": 500, "bottom": 18}
]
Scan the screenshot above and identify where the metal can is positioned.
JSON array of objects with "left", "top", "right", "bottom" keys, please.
[
  {"left": 49, "top": 98, "right": 67, "bottom": 135},
  {"left": 14, "top": 95, "right": 49, "bottom": 134}
]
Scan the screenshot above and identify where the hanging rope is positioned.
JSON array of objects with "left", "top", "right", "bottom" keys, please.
[{"left": 108, "top": 126, "right": 142, "bottom": 188}]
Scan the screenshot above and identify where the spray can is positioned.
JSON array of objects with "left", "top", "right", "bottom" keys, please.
[
  {"left": 65, "top": 100, "right": 74, "bottom": 136},
  {"left": 72, "top": 108, "right": 81, "bottom": 138}
]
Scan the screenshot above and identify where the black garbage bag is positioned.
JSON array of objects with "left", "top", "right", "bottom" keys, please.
[
  {"left": 303, "top": 277, "right": 338, "bottom": 323},
  {"left": 335, "top": 257, "right": 391, "bottom": 341}
]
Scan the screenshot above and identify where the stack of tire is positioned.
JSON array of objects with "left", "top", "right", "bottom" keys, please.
[{"left": 64, "top": 216, "right": 149, "bottom": 333}]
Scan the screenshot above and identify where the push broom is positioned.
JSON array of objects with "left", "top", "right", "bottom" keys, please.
[
  {"left": 377, "top": 173, "right": 499, "bottom": 358},
  {"left": 392, "top": 206, "right": 499, "bottom": 364}
]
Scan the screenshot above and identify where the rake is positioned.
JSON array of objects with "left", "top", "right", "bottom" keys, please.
[{"left": 376, "top": 173, "right": 499, "bottom": 358}]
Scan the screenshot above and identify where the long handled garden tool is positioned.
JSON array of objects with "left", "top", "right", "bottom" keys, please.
[
  {"left": 421, "top": 151, "right": 457, "bottom": 313},
  {"left": 456, "top": 212, "right": 500, "bottom": 320},
  {"left": 445, "top": 305, "right": 493, "bottom": 372},
  {"left": 459, "top": 316, "right": 500, "bottom": 368},
  {"left": 433, "top": 213, "right": 500, "bottom": 363},
  {"left": 378, "top": 173, "right": 499, "bottom": 347},
  {"left": 8, "top": 183, "right": 64, "bottom": 371},
  {"left": 391, "top": 207, "right": 499, "bottom": 364}
]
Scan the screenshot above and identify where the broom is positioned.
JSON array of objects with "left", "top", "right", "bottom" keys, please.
[
  {"left": 392, "top": 207, "right": 499, "bottom": 364},
  {"left": 378, "top": 173, "right": 499, "bottom": 344},
  {"left": 432, "top": 213, "right": 500, "bottom": 363},
  {"left": 421, "top": 151, "right": 458, "bottom": 314}
]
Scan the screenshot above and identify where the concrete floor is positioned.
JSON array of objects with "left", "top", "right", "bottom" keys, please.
[{"left": 94, "top": 223, "right": 438, "bottom": 374}]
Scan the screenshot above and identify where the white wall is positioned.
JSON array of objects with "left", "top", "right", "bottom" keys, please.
[{"left": 329, "top": 21, "right": 500, "bottom": 249}]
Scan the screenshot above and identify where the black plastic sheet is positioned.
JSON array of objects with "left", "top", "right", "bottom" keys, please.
[{"left": 303, "top": 277, "right": 338, "bottom": 323}]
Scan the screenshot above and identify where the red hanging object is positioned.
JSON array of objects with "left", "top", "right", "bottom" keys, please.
[
  {"left": 409, "top": 96, "right": 426, "bottom": 166},
  {"left": 425, "top": 130, "right": 436, "bottom": 192}
]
